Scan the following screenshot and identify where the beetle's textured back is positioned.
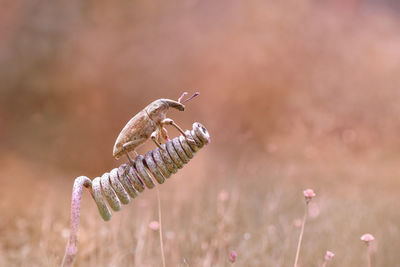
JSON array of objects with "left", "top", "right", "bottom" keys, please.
[{"left": 113, "top": 110, "right": 157, "bottom": 159}]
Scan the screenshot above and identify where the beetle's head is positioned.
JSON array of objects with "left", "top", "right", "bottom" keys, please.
[
  {"left": 161, "top": 92, "right": 200, "bottom": 112},
  {"left": 147, "top": 92, "right": 199, "bottom": 122},
  {"left": 161, "top": 99, "right": 185, "bottom": 111},
  {"left": 145, "top": 100, "right": 170, "bottom": 123}
]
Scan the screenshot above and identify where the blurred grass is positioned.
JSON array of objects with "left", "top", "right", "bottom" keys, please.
[{"left": 1, "top": 148, "right": 399, "bottom": 266}]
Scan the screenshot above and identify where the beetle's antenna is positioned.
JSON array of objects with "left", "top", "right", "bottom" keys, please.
[
  {"left": 178, "top": 92, "right": 188, "bottom": 103},
  {"left": 181, "top": 92, "right": 200, "bottom": 104}
]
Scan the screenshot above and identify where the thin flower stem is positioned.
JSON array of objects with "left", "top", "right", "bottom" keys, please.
[
  {"left": 156, "top": 186, "right": 166, "bottom": 267},
  {"left": 367, "top": 247, "right": 371, "bottom": 267},
  {"left": 294, "top": 203, "right": 308, "bottom": 267}
]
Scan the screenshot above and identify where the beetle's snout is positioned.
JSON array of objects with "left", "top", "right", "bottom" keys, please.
[
  {"left": 163, "top": 99, "right": 185, "bottom": 111},
  {"left": 174, "top": 105, "right": 185, "bottom": 111}
]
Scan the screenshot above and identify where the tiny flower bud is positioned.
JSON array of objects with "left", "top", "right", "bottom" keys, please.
[
  {"left": 229, "top": 250, "right": 237, "bottom": 263},
  {"left": 303, "top": 189, "right": 316, "bottom": 203},
  {"left": 361, "top": 233, "right": 375, "bottom": 245},
  {"left": 325, "top": 250, "right": 334, "bottom": 261},
  {"left": 218, "top": 190, "right": 229, "bottom": 202},
  {"left": 149, "top": 221, "right": 159, "bottom": 231}
]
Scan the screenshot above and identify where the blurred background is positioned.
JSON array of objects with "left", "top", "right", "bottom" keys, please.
[{"left": 1, "top": 0, "right": 399, "bottom": 266}]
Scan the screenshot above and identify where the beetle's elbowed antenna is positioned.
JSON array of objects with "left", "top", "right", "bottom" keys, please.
[
  {"left": 61, "top": 122, "right": 210, "bottom": 267},
  {"left": 178, "top": 92, "right": 200, "bottom": 104}
]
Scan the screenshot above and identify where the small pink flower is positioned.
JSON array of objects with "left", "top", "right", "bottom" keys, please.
[
  {"left": 293, "top": 219, "right": 302, "bottom": 228},
  {"left": 148, "top": 221, "right": 159, "bottom": 231},
  {"left": 303, "top": 189, "right": 316, "bottom": 203},
  {"left": 218, "top": 190, "right": 229, "bottom": 202},
  {"left": 229, "top": 250, "right": 237, "bottom": 263},
  {"left": 361, "top": 233, "right": 375, "bottom": 245},
  {"left": 325, "top": 250, "right": 335, "bottom": 261}
]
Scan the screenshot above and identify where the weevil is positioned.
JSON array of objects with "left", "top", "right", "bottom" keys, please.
[{"left": 113, "top": 92, "right": 199, "bottom": 162}]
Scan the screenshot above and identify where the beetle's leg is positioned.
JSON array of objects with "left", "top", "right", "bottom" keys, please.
[
  {"left": 161, "top": 118, "right": 186, "bottom": 136},
  {"left": 128, "top": 150, "right": 138, "bottom": 161},
  {"left": 125, "top": 153, "right": 134, "bottom": 165},
  {"left": 122, "top": 141, "right": 136, "bottom": 165},
  {"left": 156, "top": 127, "right": 164, "bottom": 143},
  {"left": 122, "top": 141, "right": 136, "bottom": 150},
  {"left": 151, "top": 131, "right": 164, "bottom": 151},
  {"left": 161, "top": 127, "right": 170, "bottom": 141},
  {"left": 162, "top": 118, "right": 195, "bottom": 144},
  {"left": 125, "top": 150, "right": 138, "bottom": 165}
]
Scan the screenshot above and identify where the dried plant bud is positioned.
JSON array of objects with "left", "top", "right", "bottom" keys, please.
[
  {"left": 361, "top": 233, "right": 375, "bottom": 245},
  {"left": 149, "top": 221, "right": 160, "bottom": 231},
  {"left": 303, "top": 189, "right": 316, "bottom": 203},
  {"left": 229, "top": 250, "right": 237, "bottom": 263},
  {"left": 325, "top": 250, "right": 335, "bottom": 261}
]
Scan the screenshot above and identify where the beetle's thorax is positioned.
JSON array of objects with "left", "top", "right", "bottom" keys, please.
[{"left": 144, "top": 99, "right": 168, "bottom": 124}]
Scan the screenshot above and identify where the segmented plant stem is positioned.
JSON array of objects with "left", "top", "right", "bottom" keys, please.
[{"left": 61, "top": 176, "right": 92, "bottom": 267}]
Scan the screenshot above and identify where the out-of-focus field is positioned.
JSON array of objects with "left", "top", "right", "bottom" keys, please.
[
  {"left": 1, "top": 1, "right": 400, "bottom": 266},
  {"left": 1, "top": 152, "right": 400, "bottom": 266}
]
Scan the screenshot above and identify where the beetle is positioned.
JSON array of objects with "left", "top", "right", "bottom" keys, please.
[{"left": 113, "top": 92, "right": 199, "bottom": 162}]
